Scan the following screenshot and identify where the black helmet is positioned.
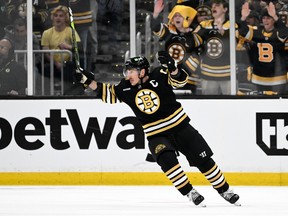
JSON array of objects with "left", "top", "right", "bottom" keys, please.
[{"left": 124, "top": 56, "right": 150, "bottom": 76}]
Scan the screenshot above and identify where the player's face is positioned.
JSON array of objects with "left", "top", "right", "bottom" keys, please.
[{"left": 124, "top": 68, "right": 141, "bottom": 86}]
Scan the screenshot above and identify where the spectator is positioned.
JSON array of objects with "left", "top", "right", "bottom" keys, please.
[
  {"left": 279, "top": 9, "right": 288, "bottom": 27},
  {"left": 151, "top": 0, "right": 203, "bottom": 94},
  {"left": 4, "top": 18, "right": 40, "bottom": 63},
  {"left": 17, "top": 1, "right": 27, "bottom": 19},
  {"left": 40, "top": 1, "right": 93, "bottom": 70},
  {"left": 41, "top": 5, "right": 83, "bottom": 95},
  {"left": 4, "top": 17, "right": 43, "bottom": 95},
  {"left": 32, "top": 0, "right": 50, "bottom": 40},
  {"left": 194, "top": 0, "right": 238, "bottom": 95},
  {"left": 0, "top": 0, "right": 21, "bottom": 38},
  {"left": 245, "top": 9, "right": 260, "bottom": 26},
  {"left": 239, "top": 2, "right": 288, "bottom": 95},
  {"left": 0, "top": 38, "right": 26, "bottom": 95}
]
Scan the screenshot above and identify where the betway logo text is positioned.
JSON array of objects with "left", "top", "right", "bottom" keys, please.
[
  {"left": 256, "top": 113, "right": 288, "bottom": 155},
  {"left": 0, "top": 109, "right": 145, "bottom": 150}
]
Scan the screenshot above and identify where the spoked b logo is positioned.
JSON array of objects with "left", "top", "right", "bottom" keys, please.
[{"left": 256, "top": 113, "right": 288, "bottom": 155}]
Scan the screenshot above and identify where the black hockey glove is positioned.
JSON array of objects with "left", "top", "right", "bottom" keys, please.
[
  {"left": 156, "top": 51, "right": 177, "bottom": 72},
  {"left": 74, "top": 68, "right": 95, "bottom": 87}
]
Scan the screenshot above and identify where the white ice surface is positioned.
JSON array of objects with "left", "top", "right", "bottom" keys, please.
[{"left": 0, "top": 186, "right": 287, "bottom": 216}]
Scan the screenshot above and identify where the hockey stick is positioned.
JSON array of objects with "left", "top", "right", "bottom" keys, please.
[{"left": 66, "top": 0, "right": 81, "bottom": 70}]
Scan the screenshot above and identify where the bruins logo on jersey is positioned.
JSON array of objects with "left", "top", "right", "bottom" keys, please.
[
  {"left": 206, "top": 37, "right": 224, "bottom": 59},
  {"left": 135, "top": 89, "right": 160, "bottom": 114},
  {"left": 168, "top": 43, "right": 185, "bottom": 64},
  {"left": 155, "top": 144, "right": 166, "bottom": 154}
]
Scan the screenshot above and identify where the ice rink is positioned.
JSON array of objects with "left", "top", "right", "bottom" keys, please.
[{"left": 1, "top": 186, "right": 287, "bottom": 216}]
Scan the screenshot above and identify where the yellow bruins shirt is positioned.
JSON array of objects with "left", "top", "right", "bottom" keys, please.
[
  {"left": 95, "top": 67, "right": 190, "bottom": 138},
  {"left": 41, "top": 26, "right": 81, "bottom": 62}
]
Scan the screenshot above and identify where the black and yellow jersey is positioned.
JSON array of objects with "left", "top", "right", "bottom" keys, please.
[
  {"left": 95, "top": 67, "right": 190, "bottom": 138},
  {"left": 70, "top": 0, "right": 92, "bottom": 27},
  {"left": 45, "top": 0, "right": 92, "bottom": 27},
  {"left": 151, "top": 17, "right": 202, "bottom": 86},
  {"left": 194, "top": 19, "right": 239, "bottom": 80},
  {"left": 238, "top": 19, "right": 288, "bottom": 86}
]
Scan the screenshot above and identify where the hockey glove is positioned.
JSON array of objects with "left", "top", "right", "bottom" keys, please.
[
  {"left": 74, "top": 67, "right": 95, "bottom": 87},
  {"left": 156, "top": 51, "right": 177, "bottom": 72}
]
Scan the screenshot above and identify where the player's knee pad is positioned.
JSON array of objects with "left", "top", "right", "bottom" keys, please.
[
  {"left": 148, "top": 136, "right": 176, "bottom": 164},
  {"left": 157, "top": 150, "right": 179, "bottom": 172}
]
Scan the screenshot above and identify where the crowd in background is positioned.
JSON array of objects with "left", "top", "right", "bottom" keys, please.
[{"left": 0, "top": 0, "right": 287, "bottom": 96}]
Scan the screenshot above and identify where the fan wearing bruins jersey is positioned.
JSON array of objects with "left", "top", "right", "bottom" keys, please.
[
  {"left": 74, "top": 51, "right": 241, "bottom": 206},
  {"left": 239, "top": 2, "right": 288, "bottom": 95},
  {"left": 151, "top": 0, "right": 203, "bottom": 95},
  {"left": 194, "top": 0, "right": 238, "bottom": 95}
]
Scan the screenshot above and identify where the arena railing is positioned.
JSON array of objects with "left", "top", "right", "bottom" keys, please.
[{"left": 15, "top": 50, "right": 72, "bottom": 96}]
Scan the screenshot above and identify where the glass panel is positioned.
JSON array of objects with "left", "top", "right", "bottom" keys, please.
[
  {"left": 136, "top": 0, "right": 288, "bottom": 96},
  {"left": 30, "top": 0, "right": 128, "bottom": 96},
  {"left": 147, "top": 0, "right": 236, "bottom": 95},
  {"left": 236, "top": 0, "right": 288, "bottom": 96},
  {"left": 96, "top": 0, "right": 127, "bottom": 85},
  {"left": 2, "top": 0, "right": 286, "bottom": 97}
]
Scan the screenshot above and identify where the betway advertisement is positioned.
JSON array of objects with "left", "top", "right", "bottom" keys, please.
[{"left": 0, "top": 99, "right": 288, "bottom": 172}]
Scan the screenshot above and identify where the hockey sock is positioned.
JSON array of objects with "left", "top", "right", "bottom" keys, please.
[
  {"left": 198, "top": 158, "right": 229, "bottom": 194},
  {"left": 158, "top": 151, "right": 193, "bottom": 196}
]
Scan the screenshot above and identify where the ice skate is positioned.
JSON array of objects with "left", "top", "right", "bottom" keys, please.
[
  {"left": 187, "top": 188, "right": 206, "bottom": 207},
  {"left": 220, "top": 188, "right": 241, "bottom": 206}
]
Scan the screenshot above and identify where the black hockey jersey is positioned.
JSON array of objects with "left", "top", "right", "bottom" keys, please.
[
  {"left": 194, "top": 19, "right": 238, "bottom": 80},
  {"left": 95, "top": 67, "right": 190, "bottom": 138},
  {"left": 151, "top": 17, "right": 202, "bottom": 86},
  {"left": 238, "top": 19, "right": 288, "bottom": 86}
]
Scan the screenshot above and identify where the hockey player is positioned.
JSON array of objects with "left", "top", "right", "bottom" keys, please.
[{"left": 74, "top": 51, "right": 240, "bottom": 206}]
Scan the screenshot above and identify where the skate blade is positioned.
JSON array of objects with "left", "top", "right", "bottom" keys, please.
[
  {"left": 234, "top": 201, "right": 241, "bottom": 206},
  {"left": 199, "top": 202, "right": 206, "bottom": 207}
]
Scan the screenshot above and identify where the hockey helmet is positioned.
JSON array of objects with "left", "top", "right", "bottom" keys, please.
[{"left": 124, "top": 56, "right": 150, "bottom": 76}]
